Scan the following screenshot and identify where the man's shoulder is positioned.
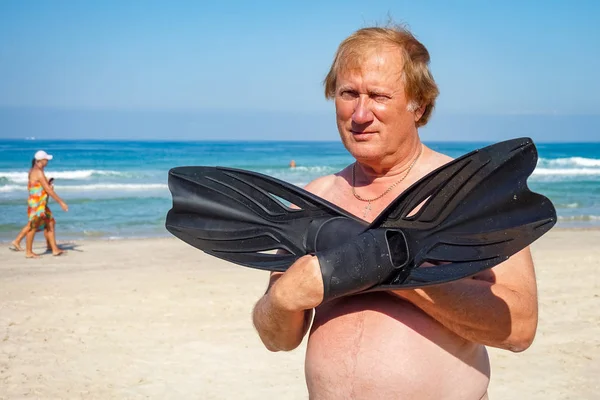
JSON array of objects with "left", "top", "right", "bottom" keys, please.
[
  {"left": 303, "top": 174, "right": 337, "bottom": 197},
  {"left": 303, "top": 165, "right": 352, "bottom": 198},
  {"left": 424, "top": 148, "right": 454, "bottom": 173},
  {"left": 431, "top": 147, "right": 454, "bottom": 163}
]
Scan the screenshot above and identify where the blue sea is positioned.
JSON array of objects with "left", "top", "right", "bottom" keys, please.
[{"left": 1, "top": 139, "right": 599, "bottom": 242}]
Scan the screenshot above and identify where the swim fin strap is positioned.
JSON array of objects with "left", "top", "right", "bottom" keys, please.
[{"left": 165, "top": 137, "right": 556, "bottom": 296}]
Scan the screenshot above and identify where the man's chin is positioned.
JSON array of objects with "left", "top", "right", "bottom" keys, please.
[{"left": 345, "top": 142, "right": 386, "bottom": 162}]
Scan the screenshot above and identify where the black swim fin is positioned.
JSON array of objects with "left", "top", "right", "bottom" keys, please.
[
  {"left": 333, "top": 137, "right": 557, "bottom": 292},
  {"left": 165, "top": 137, "right": 556, "bottom": 292},
  {"left": 165, "top": 163, "right": 367, "bottom": 271}
]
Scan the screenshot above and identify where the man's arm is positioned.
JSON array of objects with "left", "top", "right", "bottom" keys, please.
[
  {"left": 385, "top": 151, "right": 538, "bottom": 351},
  {"left": 254, "top": 245, "right": 538, "bottom": 352},
  {"left": 392, "top": 247, "right": 538, "bottom": 352},
  {"left": 251, "top": 175, "right": 336, "bottom": 352},
  {"left": 252, "top": 258, "right": 320, "bottom": 352}
]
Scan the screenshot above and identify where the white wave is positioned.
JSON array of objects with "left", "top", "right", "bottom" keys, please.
[
  {"left": 0, "top": 185, "right": 23, "bottom": 193},
  {"left": 0, "top": 183, "right": 167, "bottom": 193},
  {"left": 557, "top": 215, "right": 600, "bottom": 221},
  {"left": 291, "top": 166, "right": 338, "bottom": 173},
  {"left": 532, "top": 168, "right": 600, "bottom": 176},
  {"left": 0, "top": 170, "right": 126, "bottom": 184},
  {"left": 60, "top": 183, "right": 168, "bottom": 191},
  {"left": 539, "top": 157, "right": 600, "bottom": 168}
]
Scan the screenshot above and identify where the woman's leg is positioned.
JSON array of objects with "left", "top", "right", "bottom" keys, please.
[
  {"left": 44, "top": 229, "right": 51, "bottom": 251},
  {"left": 25, "top": 227, "right": 39, "bottom": 258},
  {"left": 11, "top": 224, "right": 31, "bottom": 251},
  {"left": 45, "top": 219, "right": 64, "bottom": 256},
  {"left": 44, "top": 219, "right": 55, "bottom": 251}
]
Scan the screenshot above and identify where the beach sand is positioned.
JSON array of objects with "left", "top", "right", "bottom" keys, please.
[{"left": 1, "top": 229, "right": 599, "bottom": 399}]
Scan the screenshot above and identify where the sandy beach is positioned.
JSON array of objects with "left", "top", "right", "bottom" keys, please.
[{"left": 1, "top": 229, "right": 599, "bottom": 399}]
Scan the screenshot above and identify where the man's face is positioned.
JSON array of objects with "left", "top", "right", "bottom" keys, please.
[{"left": 334, "top": 46, "right": 421, "bottom": 163}]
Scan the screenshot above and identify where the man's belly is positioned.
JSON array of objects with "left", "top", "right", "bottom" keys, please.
[{"left": 305, "top": 292, "right": 491, "bottom": 400}]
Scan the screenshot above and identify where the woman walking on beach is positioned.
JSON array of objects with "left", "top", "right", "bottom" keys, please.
[
  {"left": 11, "top": 177, "right": 56, "bottom": 253},
  {"left": 10, "top": 150, "right": 69, "bottom": 258}
]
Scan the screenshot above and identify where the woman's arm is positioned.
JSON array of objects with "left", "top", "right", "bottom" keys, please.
[{"left": 35, "top": 170, "right": 68, "bottom": 211}]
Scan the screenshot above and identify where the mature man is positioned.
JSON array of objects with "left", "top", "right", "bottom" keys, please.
[{"left": 252, "top": 25, "right": 538, "bottom": 399}]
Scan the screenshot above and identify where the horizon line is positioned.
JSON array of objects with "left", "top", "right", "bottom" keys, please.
[
  {"left": 1, "top": 105, "right": 599, "bottom": 118},
  {"left": 1, "top": 137, "right": 599, "bottom": 144}
]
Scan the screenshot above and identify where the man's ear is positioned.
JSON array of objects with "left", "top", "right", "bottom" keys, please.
[{"left": 414, "top": 104, "right": 426, "bottom": 122}]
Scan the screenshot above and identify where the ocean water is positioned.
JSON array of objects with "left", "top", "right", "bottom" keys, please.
[{"left": 0, "top": 139, "right": 599, "bottom": 242}]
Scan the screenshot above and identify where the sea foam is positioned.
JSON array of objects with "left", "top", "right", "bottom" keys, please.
[{"left": 0, "top": 170, "right": 127, "bottom": 184}]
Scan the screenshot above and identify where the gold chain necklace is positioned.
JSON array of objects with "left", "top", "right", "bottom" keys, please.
[{"left": 352, "top": 145, "right": 423, "bottom": 218}]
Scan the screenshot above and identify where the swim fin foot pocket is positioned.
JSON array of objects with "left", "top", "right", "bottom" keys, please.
[{"left": 166, "top": 137, "right": 557, "bottom": 301}]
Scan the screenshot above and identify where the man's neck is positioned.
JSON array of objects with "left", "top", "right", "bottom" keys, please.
[{"left": 355, "top": 140, "right": 423, "bottom": 181}]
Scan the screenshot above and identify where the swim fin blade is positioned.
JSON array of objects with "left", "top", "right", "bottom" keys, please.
[
  {"left": 165, "top": 163, "right": 367, "bottom": 271},
  {"left": 165, "top": 137, "right": 556, "bottom": 289},
  {"left": 367, "top": 137, "right": 556, "bottom": 289}
]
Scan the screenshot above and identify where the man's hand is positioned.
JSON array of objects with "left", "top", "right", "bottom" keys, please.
[
  {"left": 270, "top": 255, "right": 324, "bottom": 312},
  {"left": 252, "top": 255, "right": 322, "bottom": 352}
]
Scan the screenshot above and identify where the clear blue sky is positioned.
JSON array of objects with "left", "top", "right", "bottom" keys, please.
[{"left": 0, "top": 0, "right": 598, "bottom": 141}]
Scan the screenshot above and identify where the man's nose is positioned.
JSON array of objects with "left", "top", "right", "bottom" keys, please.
[{"left": 352, "top": 96, "right": 374, "bottom": 125}]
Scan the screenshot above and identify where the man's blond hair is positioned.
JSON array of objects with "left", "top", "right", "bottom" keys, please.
[{"left": 324, "top": 25, "right": 439, "bottom": 127}]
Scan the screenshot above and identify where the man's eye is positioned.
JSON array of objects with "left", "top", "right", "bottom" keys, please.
[
  {"left": 340, "top": 90, "right": 357, "bottom": 99},
  {"left": 372, "top": 94, "right": 390, "bottom": 102}
]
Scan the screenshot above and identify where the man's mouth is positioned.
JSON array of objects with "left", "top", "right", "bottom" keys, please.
[{"left": 351, "top": 130, "right": 377, "bottom": 140}]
